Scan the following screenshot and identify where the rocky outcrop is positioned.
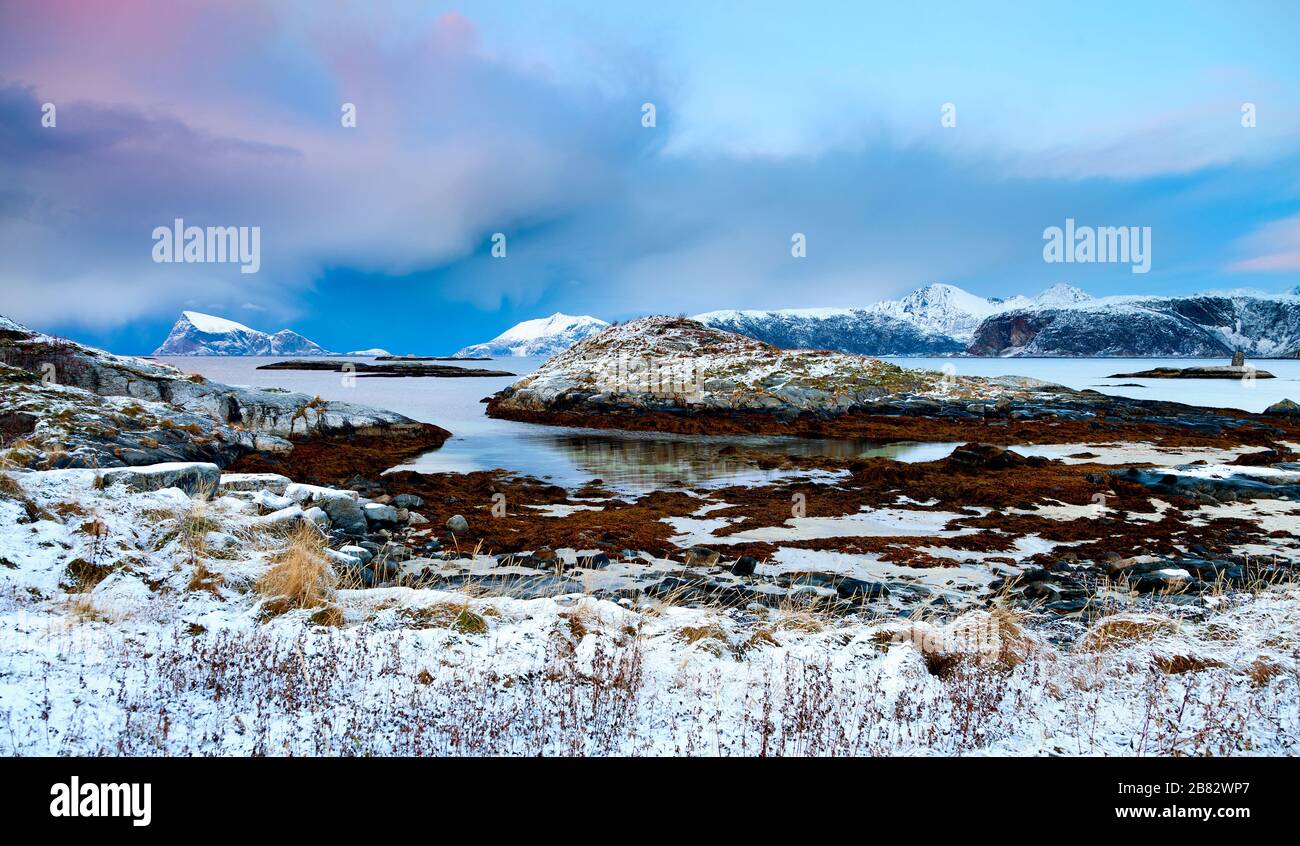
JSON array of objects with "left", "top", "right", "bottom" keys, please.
[
  {"left": 0, "top": 315, "right": 449, "bottom": 474},
  {"left": 1108, "top": 365, "right": 1275, "bottom": 379},
  {"left": 486, "top": 316, "right": 1300, "bottom": 447},
  {"left": 256, "top": 360, "right": 515, "bottom": 378}
]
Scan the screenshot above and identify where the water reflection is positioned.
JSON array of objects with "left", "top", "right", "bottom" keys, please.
[{"left": 395, "top": 426, "right": 961, "bottom": 493}]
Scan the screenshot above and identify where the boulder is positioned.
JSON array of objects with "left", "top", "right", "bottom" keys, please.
[
  {"left": 446, "top": 514, "right": 470, "bottom": 533},
  {"left": 1264, "top": 398, "right": 1300, "bottom": 417},
  {"left": 338, "top": 544, "right": 373, "bottom": 565},
  {"left": 99, "top": 462, "right": 220, "bottom": 496},
  {"left": 318, "top": 496, "right": 368, "bottom": 534},
  {"left": 218, "top": 472, "right": 291, "bottom": 495},
  {"left": 253, "top": 505, "right": 307, "bottom": 531},
  {"left": 285, "top": 483, "right": 360, "bottom": 505},
  {"left": 251, "top": 490, "right": 295, "bottom": 512},
  {"left": 835, "top": 577, "right": 890, "bottom": 602},
  {"left": 363, "top": 502, "right": 399, "bottom": 527},
  {"left": 393, "top": 493, "right": 425, "bottom": 508},
  {"left": 303, "top": 506, "right": 331, "bottom": 531},
  {"left": 684, "top": 546, "right": 721, "bottom": 567}
]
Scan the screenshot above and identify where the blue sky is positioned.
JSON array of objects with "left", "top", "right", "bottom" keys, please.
[{"left": 1, "top": 1, "right": 1298, "bottom": 354}]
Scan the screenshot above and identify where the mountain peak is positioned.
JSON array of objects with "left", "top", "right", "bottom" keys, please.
[
  {"left": 457, "top": 313, "right": 609, "bottom": 358},
  {"left": 154, "top": 312, "right": 336, "bottom": 356},
  {"left": 870, "top": 283, "right": 1003, "bottom": 342},
  {"left": 1034, "top": 283, "right": 1092, "bottom": 305},
  {"left": 179, "top": 310, "right": 256, "bottom": 335}
]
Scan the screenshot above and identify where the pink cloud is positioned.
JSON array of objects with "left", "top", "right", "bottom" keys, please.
[{"left": 1228, "top": 215, "right": 1300, "bottom": 272}]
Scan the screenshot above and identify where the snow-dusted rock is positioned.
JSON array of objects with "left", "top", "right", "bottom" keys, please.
[
  {"left": 1, "top": 314, "right": 447, "bottom": 470},
  {"left": 318, "top": 496, "right": 368, "bottom": 535},
  {"left": 99, "top": 462, "right": 221, "bottom": 496},
  {"left": 363, "top": 502, "right": 400, "bottom": 527},
  {"left": 219, "top": 472, "right": 292, "bottom": 495},
  {"left": 286, "top": 483, "right": 360, "bottom": 504},
  {"left": 253, "top": 504, "right": 308, "bottom": 530}
]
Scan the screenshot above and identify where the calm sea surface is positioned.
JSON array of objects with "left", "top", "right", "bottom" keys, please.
[{"left": 157, "top": 355, "right": 1300, "bottom": 492}]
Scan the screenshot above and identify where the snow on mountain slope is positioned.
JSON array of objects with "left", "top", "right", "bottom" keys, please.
[
  {"left": 868, "top": 283, "right": 1093, "bottom": 342},
  {"left": 694, "top": 307, "right": 964, "bottom": 355},
  {"left": 868, "top": 283, "right": 1003, "bottom": 342},
  {"left": 153, "top": 311, "right": 335, "bottom": 356},
  {"left": 456, "top": 313, "right": 609, "bottom": 358},
  {"left": 968, "top": 292, "right": 1300, "bottom": 357},
  {"left": 692, "top": 283, "right": 1093, "bottom": 354}
]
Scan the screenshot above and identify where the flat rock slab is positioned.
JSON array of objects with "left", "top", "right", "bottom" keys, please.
[
  {"left": 218, "top": 472, "right": 291, "bottom": 495},
  {"left": 1108, "top": 366, "right": 1275, "bottom": 379},
  {"left": 256, "top": 360, "right": 515, "bottom": 378},
  {"left": 100, "top": 462, "right": 220, "bottom": 496}
]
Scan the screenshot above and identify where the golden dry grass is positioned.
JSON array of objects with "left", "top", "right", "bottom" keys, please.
[
  {"left": 1080, "top": 614, "right": 1178, "bottom": 652},
  {"left": 255, "top": 522, "right": 339, "bottom": 619}
]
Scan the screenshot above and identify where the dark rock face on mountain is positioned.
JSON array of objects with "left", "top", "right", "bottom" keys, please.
[
  {"left": 968, "top": 295, "right": 1300, "bottom": 357},
  {"left": 694, "top": 310, "right": 964, "bottom": 355}
]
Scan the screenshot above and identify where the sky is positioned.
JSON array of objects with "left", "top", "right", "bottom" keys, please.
[{"left": 1, "top": 0, "right": 1299, "bottom": 354}]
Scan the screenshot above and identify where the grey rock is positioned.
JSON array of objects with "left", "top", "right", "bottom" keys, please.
[
  {"left": 446, "top": 514, "right": 469, "bottom": 533},
  {"left": 684, "top": 546, "right": 721, "bottom": 567},
  {"left": 99, "top": 462, "right": 220, "bottom": 496},
  {"left": 318, "top": 496, "right": 368, "bottom": 534},
  {"left": 218, "top": 472, "right": 292, "bottom": 495}
]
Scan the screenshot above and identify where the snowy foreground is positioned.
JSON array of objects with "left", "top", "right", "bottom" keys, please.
[{"left": 1, "top": 469, "right": 1297, "bottom": 756}]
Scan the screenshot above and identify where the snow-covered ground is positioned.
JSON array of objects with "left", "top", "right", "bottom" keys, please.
[{"left": 1, "top": 466, "right": 1296, "bottom": 756}]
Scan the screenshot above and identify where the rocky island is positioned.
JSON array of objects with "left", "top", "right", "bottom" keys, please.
[
  {"left": 256, "top": 359, "right": 515, "bottom": 378},
  {"left": 488, "top": 317, "right": 1298, "bottom": 447},
  {"left": 0, "top": 315, "right": 449, "bottom": 478}
]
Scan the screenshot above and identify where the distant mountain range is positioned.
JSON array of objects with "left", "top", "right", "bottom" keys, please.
[
  {"left": 456, "top": 313, "right": 609, "bottom": 357},
  {"left": 696, "top": 284, "right": 1300, "bottom": 358},
  {"left": 157, "top": 284, "right": 1300, "bottom": 360},
  {"left": 153, "top": 311, "right": 390, "bottom": 357}
]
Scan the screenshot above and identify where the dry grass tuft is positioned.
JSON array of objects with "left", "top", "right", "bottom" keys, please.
[
  {"left": 1246, "top": 657, "right": 1284, "bottom": 686},
  {"left": 255, "top": 522, "right": 338, "bottom": 617},
  {"left": 1153, "top": 654, "right": 1226, "bottom": 674},
  {"left": 186, "top": 560, "right": 225, "bottom": 595},
  {"left": 679, "top": 622, "right": 728, "bottom": 645},
  {"left": 0, "top": 472, "right": 23, "bottom": 499},
  {"left": 1080, "top": 614, "right": 1179, "bottom": 652}
]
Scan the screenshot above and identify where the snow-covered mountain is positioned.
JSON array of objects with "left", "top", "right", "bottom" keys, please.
[
  {"left": 968, "top": 292, "right": 1300, "bottom": 357},
  {"left": 694, "top": 308, "right": 964, "bottom": 355},
  {"left": 153, "top": 311, "right": 335, "bottom": 356},
  {"left": 692, "top": 283, "right": 1094, "bottom": 355},
  {"left": 868, "top": 282, "right": 1092, "bottom": 342},
  {"left": 456, "top": 313, "right": 609, "bottom": 358},
  {"left": 344, "top": 348, "right": 391, "bottom": 357}
]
